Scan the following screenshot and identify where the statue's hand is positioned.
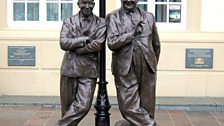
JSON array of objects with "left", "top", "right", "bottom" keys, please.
[
  {"left": 69, "top": 26, "right": 78, "bottom": 37},
  {"left": 133, "top": 21, "right": 144, "bottom": 35},
  {"left": 85, "top": 36, "right": 96, "bottom": 44},
  {"left": 137, "top": 21, "right": 144, "bottom": 33},
  {"left": 82, "top": 30, "right": 91, "bottom": 36}
]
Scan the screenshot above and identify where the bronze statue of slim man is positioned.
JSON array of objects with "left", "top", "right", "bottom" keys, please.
[
  {"left": 57, "top": 0, "right": 106, "bottom": 125},
  {"left": 106, "top": 0, "right": 161, "bottom": 125}
]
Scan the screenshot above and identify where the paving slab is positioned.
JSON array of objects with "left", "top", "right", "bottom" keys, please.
[
  {"left": 0, "top": 106, "right": 224, "bottom": 126},
  {"left": 0, "top": 109, "right": 36, "bottom": 126},
  {"left": 185, "top": 111, "right": 222, "bottom": 126},
  {"left": 0, "top": 95, "right": 224, "bottom": 126},
  {"left": 155, "top": 110, "right": 173, "bottom": 126},
  {"left": 169, "top": 110, "right": 192, "bottom": 126}
]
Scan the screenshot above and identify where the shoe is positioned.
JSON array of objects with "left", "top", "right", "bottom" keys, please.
[{"left": 153, "top": 122, "right": 159, "bottom": 126}]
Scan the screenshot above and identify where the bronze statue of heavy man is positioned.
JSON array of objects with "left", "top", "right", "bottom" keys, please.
[
  {"left": 57, "top": 0, "right": 106, "bottom": 125},
  {"left": 107, "top": 0, "right": 161, "bottom": 125}
]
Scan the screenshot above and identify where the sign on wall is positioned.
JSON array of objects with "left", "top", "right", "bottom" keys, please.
[
  {"left": 8, "top": 46, "right": 36, "bottom": 66},
  {"left": 186, "top": 48, "right": 213, "bottom": 69}
]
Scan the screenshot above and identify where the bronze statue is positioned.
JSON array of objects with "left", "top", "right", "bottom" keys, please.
[
  {"left": 57, "top": 0, "right": 106, "bottom": 125},
  {"left": 106, "top": 0, "right": 160, "bottom": 125}
]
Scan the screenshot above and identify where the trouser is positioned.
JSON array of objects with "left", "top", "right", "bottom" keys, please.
[
  {"left": 114, "top": 49, "right": 157, "bottom": 126},
  {"left": 59, "top": 75, "right": 97, "bottom": 126}
]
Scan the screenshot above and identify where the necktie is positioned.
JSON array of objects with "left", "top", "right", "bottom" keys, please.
[{"left": 82, "top": 19, "right": 89, "bottom": 29}]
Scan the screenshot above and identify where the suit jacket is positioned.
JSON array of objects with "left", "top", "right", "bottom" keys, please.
[
  {"left": 107, "top": 8, "right": 160, "bottom": 76},
  {"left": 60, "top": 13, "right": 106, "bottom": 78}
]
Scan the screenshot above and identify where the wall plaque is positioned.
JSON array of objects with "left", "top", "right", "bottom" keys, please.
[
  {"left": 186, "top": 48, "right": 213, "bottom": 69},
  {"left": 8, "top": 46, "right": 36, "bottom": 66}
]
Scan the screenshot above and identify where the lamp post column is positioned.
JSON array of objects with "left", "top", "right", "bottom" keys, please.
[{"left": 94, "top": 0, "right": 111, "bottom": 126}]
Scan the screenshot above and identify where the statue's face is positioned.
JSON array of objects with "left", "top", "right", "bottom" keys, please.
[
  {"left": 78, "top": 0, "right": 95, "bottom": 17},
  {"left": 121, "top": 0, "right": 138, "bottom": 12}
]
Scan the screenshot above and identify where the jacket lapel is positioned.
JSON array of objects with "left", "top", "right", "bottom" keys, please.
[{"left": 72, "top": 14, "right": 82, "bottom": 36}]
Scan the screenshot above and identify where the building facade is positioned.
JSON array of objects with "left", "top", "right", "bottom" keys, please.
[{"left": 0, "top": 0, "right": 224, "bottom": 97}]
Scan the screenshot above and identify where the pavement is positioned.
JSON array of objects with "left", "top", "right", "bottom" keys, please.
[{"left": 0, "top": 96, "right": 224, "bottom": 126}]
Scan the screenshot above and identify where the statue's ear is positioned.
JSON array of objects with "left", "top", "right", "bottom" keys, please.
[
  {"left": 77, "top": 1, "right": 80, "bottom": 8},
  {"left": 93, "top": 2, "right": 95, "bottom": 8}
]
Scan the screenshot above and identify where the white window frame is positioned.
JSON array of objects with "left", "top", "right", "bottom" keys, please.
[
  {"left": 116, "top": 0, "right": 187, "bottom": 32},
  {"left": 7, "top": 0, "right": 99, "bottom": 29}
]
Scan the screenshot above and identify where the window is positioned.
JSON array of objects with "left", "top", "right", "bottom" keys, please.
[
  {"left": 12, "top": 0, "right": 40, "bottom": 21},
  {"left": 116, "top": 0, "right": 187, "bottom": 31},
  {"left": 8, "top": 0, "right": 99, "bottom": 28},
  {"left": 46, "top": 0, "right": 74, "bottom": 21}
]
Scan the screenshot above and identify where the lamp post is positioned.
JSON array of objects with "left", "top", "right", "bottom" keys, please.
[{"left": 94, "top": 0, "right": 111, "bottom": 126}]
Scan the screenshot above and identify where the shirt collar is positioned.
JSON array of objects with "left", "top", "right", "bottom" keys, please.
[
  {"left": 79, "top": 12, "right": 94, "bottom": 22},
  {"left": 121, "top": 7, "right": 142, "bottom": 18},
  {"left": 121, "top": 6, "right": 139, "bottom": 14}
]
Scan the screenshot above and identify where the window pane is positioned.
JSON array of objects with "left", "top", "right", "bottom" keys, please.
[
  {"left": 61, "top": 3, "right": 73, "bottom": 20},
  {"left": 169, "top": 4, "right": 181, "bottom": 23},
  {"left": 138, "top": 4, "right": 148, "bottom": 11},
  {"left": 169, "top": 0, "right": 181, "bottom": 2},
  {"left": 156, "top": 0, "right": 167, "bottom": 2},
  {"left": 156, "top": 4, "right": 167, "bottom": 22},
  {"left": 47, "top": 3, "right": 59, "bottom": 21},
  {"left": 13, "top": 3, "right": 25, "bottom": 21},
  {"left": 27, "top": 3, "right": 39, "bottom": 21}
]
